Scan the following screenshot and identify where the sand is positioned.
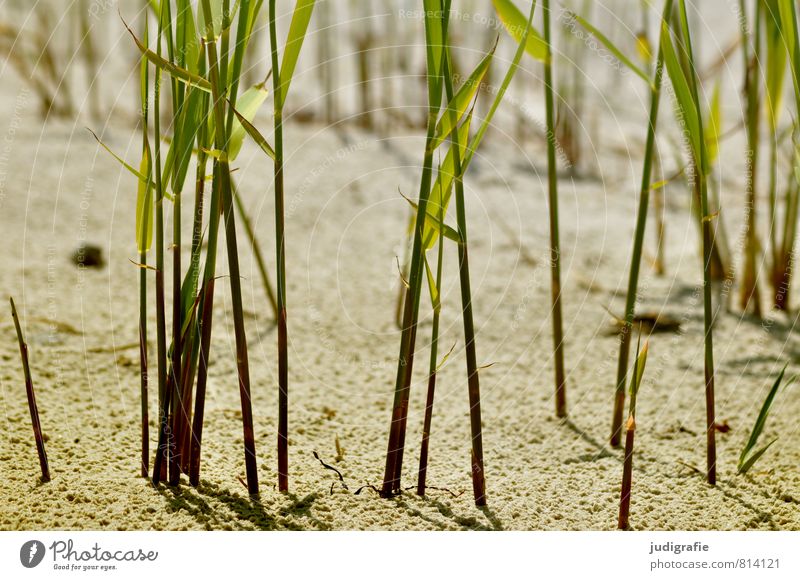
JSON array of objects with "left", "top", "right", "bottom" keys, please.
[{"left": 1, "top": 1, "right": 800, "bottom": 531}]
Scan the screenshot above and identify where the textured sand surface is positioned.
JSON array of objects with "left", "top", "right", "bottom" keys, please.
[{"left": 1, "top": 2, "right": 799, "bottom": 531}]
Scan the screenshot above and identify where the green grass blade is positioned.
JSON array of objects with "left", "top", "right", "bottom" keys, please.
[
  {"left": 197, "top": 0, "right": 224, "bottom": 39},
  {"left": 123, "top": 16, "right": 212, "bottom": 92},
  {"left": 660, "top": 20, "right": 701, "bottom": 164},
  {"left": 743, "top": 366, "right": 787, "bottom": 452},
  {"left": 739, "top": 438, "right": 779, "bottom": 474},
  {"left": 431, "top": 49, "right": 494, "bottom": 151},
  {"left": 278, "top": 0, "right": 316, "bottom": 106},
  {"left": 423, "top": 251, "right": 440, "bottom": 314},
  {"left": 228, "top": 84, "right": 270, "bottom": 160},
  {"left": 704, "top": 79, "right": 722, "bottom": 165},
  {"left": 492, "top": 0, "right": 547, "bottom": 62},
  {"left": 424, "top": 115, "right": 473, "bottom": 249},
  {"left": 424, "top": 0, "right": 445, "bottom": 104},
  {"left": 88, "top": 128, "right": 149, "bottom": 181},
  {"left": 765, "top": 0, "right": 787, "bottom": 131},
  {"left": 136, "top": 145, "right": 154, "bottom": 253},
  {"left": 229, "top": 99, "right": 277, "bottom": 160},
  {"left": 565, "top": 10, "right": 653, "bottom": 87},
  {"left": 468, "top": 1, "right": 537, "bottom": 167}
]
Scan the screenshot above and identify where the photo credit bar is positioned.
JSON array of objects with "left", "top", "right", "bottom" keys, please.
[{"left": 0, "top": 531, "right": 798, "bottom": 578}]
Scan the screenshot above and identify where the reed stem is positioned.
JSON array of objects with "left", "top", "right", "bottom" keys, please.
[
  {"left": 678, "top": 0, "right": 716, "bottom": 485},
  {"left": 269, "top": 0, "right": 289, "bottom": 492},
  {"left": 441, "top": 48, "right": 486, "bottom": 506},
  {"left": 543, "top": 0, "right": 567, "bottom": 419},
  {"left": 611, "top": 0, "right": 672, "bottom": 447},
  {"left": 152, "top": 3, "right": 169, "bottom": 485},
  {"left": 10, "top": 297, "right": 50, "bottom": 483}
]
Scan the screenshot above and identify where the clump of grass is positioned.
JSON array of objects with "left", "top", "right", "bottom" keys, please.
[
  {"left": 113, "top": 0, "right": 269, "bottom": 492},
  {"left": 618, "top": 334, "right": 648, "bottom": 530},
  {"left": 381, "top": 0, "right": 536, "bottom": 504},
  {"left": 661, "top": 0, "right": 718, "bottom": 484},
  {"left": 10, "top": 297, "right": 51, "bottom": 483},
  {"left": 738, "top": 364, "right": 794, "bottom": 474}
]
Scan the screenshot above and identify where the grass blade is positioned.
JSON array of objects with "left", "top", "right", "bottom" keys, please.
[
  {"left": 492, "top": 0, "right": 548, "bottom": 62},
  {"left": 278, "top": 0, "right": 316, "bottom": 106}
]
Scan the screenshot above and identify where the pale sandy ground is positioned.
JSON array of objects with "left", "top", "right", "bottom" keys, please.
[{"left": 0, "top": 1, "right": 799, "bottom": 531}]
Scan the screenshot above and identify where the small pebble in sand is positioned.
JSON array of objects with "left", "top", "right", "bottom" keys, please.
[{"left": 71, "top": 244, "right": 104, "bottom": 268}]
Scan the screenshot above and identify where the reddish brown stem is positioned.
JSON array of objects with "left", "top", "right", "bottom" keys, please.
[
  {"left": 417, "top": 370, "right": 437, "bottom": 496},
  {"left": 11, "top": 298, "right": 51, "bottom": 483},
  {"left": 618, "top": 420, "right": 635, "bottom": 530}
]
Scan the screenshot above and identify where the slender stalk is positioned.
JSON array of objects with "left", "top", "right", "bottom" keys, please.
[
  {"left": 653, "top": 155, "right": 666, "bottom": 276},
  {"left": 381, "top": 18, "right": 443, "bottom": 497},
  {"left": 617, "top": 416, "right": 636, "bottom": 529},
  {"left": 233, "top": 181, "right": 279, "bottom": 319},
  {"left": 611, "top": 0, "right": 673, "bottom": 448},
  {"left": 268, "top": 0, "right": 290, "bottom": 493},
  {"left": 678, "top": 0, "right": 716, "bottom": 485},
  {"left": 169, "top": 132, "right": 184, "bottom": 487},
  {"left": 543, "top": 0, "right": 567, "bottom": 419},
  {"left": 178, "top": 111, "right": 208, "bottom": 473},
  {"left": 618, "top": 338, "right": 646, "bottom": 530},
  {"left": 10, "top": 297, "right": 50, "bottom": 483},
  {"left": 138, "top": 8, "right": 150, "bottom": 479},
  {"left": 139, "top": 252, "right": 149, "bottom": 478},
  {"left": 202, "top": 0, "right": 259, "bottom": 495},
  {"left": 739, "top": 0, "right": 762, "bottom": 317},
  {"left": 442, "top": 47, "right": 486, "bottom": 505},
  {"left": 417, "top": 197, "right": 445, "bottom": 497},
  {"left": 152, "top": 2, "right": 169, "bottom": 485}
]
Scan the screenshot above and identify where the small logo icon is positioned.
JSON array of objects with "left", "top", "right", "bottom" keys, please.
[{"left": 20, "top": 540, "right": 46, "bottom": 568}]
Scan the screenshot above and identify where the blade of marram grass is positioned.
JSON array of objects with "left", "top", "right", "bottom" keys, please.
[
  {"left": 738, "top": 364, "right": 794, "bottom": 473},
  {"left": 492, "top": 0, "right": 548, "bottom": 62},
  {"left": 123, "top": 16, "right": 212, "bottom": 93},
  {"left": 277, "top": 0, "right": 316, "bottom": 107},
  {"left": 430, "top": 48, "right": 494, "bottom": 151},
  {"left": 737, "top": 363, "right": 797, "bottom": 473}
]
